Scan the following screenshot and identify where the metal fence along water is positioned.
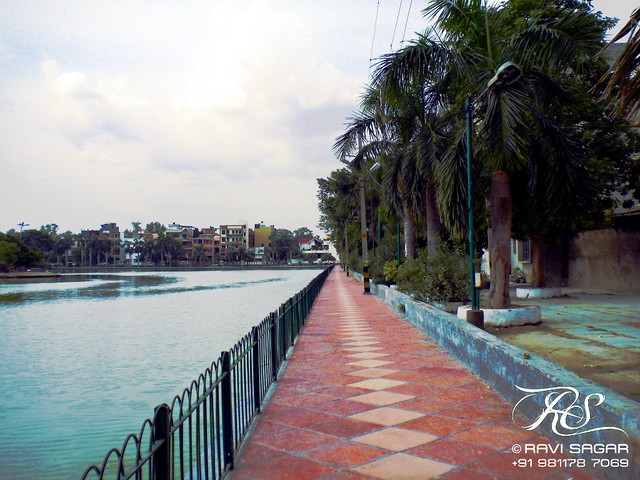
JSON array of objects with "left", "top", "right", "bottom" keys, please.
[{"left": 80, "top": 266, "right": 332, "bottom": 480}]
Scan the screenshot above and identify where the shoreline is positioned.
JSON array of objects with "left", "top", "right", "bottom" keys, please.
[
  {"left": 0, "top": 264, "right": 331, "bottom": 281},
  {"left": 0, "top": 271, "right": 61, "bottom": 279},
  {"left": 50, "top": 264, "right": 328, "bottom": 273}
]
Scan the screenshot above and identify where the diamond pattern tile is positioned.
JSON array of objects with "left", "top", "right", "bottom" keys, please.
[
  {"left": 347, "top": 359, "right": 393, "bottom": 368},
  {"left": 353, "top": 453, "right": 454, "bottom": 479},
  {"left": 353, "top": 427, "right": 438, "bottom": 451},
  {"left": 343, "top": 346, "right": 385, "bottom": 352},
  {"left": 347, "top": 368, "right": 399, "bottom": 378},
  {"left": 348, "top": 407, "right": 425, "bottom": 426},
  {"left": 348, "top": 378, "right": 406, "bottom": 390},
  {"left": 347, "top": 352, "right": 390, "bottom": 360},
  {"left": 343, "top": 341, "right": 380, "bottom": 347},
  {"left": 348, "top": 391, "right": 415, "bottom": 406},
  {"left": 306, "top": 442, "right": 389, "bottom": 469}
]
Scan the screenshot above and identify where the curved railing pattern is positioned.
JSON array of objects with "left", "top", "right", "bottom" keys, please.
[{"left": 81, "top": 266, "right": 332, "bottom": 480}]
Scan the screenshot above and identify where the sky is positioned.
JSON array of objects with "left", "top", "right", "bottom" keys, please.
[{"left": 0, "top": 1, "right": 635, "bottom": 236}]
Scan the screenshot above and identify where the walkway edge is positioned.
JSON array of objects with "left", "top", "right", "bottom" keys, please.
[{"left": 367, "top": 279, "right": 639, "bottom": 480}]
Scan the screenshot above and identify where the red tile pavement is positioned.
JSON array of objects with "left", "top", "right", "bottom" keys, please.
[{"left": 228, "top": 269, "right": 604, "bottom": 480}]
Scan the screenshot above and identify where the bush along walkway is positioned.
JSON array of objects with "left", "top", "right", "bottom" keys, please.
[{"left": 228, "top": 269, "right": 603, "bottom": 480}]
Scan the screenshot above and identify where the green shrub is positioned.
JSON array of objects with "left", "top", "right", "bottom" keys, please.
[
  {"left": 370, "top": 255, "right": 399, "bottom": 285},
  {"left": 396, "top": 257, "right": 429, "bottom": 301},
  {"left": 396, "top": 243, "right": 469, "bottom": 303},
  {"left": 381, "top": 260, "right": 398, "bottom": 284},
  {"left": 510, "top": 266, "right": 526, "bottom": 283}
]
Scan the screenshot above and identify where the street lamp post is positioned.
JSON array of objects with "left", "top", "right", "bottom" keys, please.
[
  {"left": 465, "top": 96, "right": 480, "bottom": 313},
  {"left": 18, "top": 222, "right": 29, "bottom": 242},
  {"left": 357, "top": 135, "right": 371, "bottom": 294},
  {"left": 465, "top": 62, "right": 522, "bottom": 328},
  {"left": 359, "top": 172, "right": 370, "bottom": 294}
]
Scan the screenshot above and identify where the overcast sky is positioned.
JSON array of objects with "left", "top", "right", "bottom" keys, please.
[{"left": 0, "top": 0, "right": 634, "bottom": 235}]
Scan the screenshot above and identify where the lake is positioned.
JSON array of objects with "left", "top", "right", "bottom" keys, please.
[{"left": 0, "top": 269, "right": 322, "bottom": 480}]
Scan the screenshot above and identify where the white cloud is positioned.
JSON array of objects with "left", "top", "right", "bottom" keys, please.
[{"left": 0, "top": 1, "right": 428, "bottom": 234}]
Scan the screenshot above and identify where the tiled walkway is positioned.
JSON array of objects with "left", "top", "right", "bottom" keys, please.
[{"left": 229, "top": 269, "right": 602, "bottom": 480}]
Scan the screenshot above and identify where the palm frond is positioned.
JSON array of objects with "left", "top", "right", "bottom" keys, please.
[
  {"left": 423, "top": 0, "right": 486, "bottom": 41},
  {"left": 381, "top": 152, "right": 404, "bottom": 218},
  {"left": 481, "top": 85, "right": 529, "bottom": 173},
  {"left": 598, "top": 8, "right": 640, "bottom": 123},
  {"left": 371, "top": 30, "right": 461, "bottom": 93},
  {"left": 511, "top": 9, "right": 605, "bottom": 74},
  {"left": 434, "top": 125, "right": 468, "bottom": 238}
]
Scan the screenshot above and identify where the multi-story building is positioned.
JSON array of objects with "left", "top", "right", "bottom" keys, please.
[
  {"left": 253, "top": 223, "right": 274, "bottom": 263},
  {"left": 166, "top": 223, "right": 196, "bottom": 261},
  {"left": 99, "top": 223, "right": 120, "bottom": 241},
  {"left": 77, "top": 223, "right": 123, "bottom": 265},
  {"left": 253, "top": 224, "right": 274, "bottom": 250},
  {"left": 193, "top": 227, "right": 221, "bottom": 265},
  {"left": 219, "top": 223, "right": 249, "bottom": 256}
]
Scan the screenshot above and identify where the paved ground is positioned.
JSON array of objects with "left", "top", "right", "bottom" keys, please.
[
  {"left": 489, "top": 289, "right": 640, "bottom": 402},
  {"left": 229, "top": 270, "right": 603, "bottom": 480}
]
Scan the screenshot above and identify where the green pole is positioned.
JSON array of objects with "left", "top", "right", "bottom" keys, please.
[
  {"left": 465, "top": 96, "right": 479, "bottom": 311},
  {"left": 396, "top": 222, "right": 401, "bottom": 269}
]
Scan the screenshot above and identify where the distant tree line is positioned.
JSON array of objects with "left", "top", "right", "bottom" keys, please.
[{"left": 0, "top": 223, "right": 331, "bottom": 271}]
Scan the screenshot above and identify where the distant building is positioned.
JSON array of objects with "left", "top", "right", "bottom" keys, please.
[
  {"left": 99, "top": 223, "right": 120, "bottom": 240},
  {"left": 219, "top": 223, "right": 249, "bottom": 256},
  {"left": 253, "top": 223, "right": 274, "bottom": 263},
  {"left": 298, "top": 237, "right": 329, "bottom": 261},
  {"left": 166, "top": 223, "right": 196, "bottom": 260},
  {"left": 193, "top": 227, "right": 220, "bottom": 265}
]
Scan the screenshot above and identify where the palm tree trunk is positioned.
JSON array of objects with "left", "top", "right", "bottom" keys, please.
[
  {"left": 488, "top": 171, "right": 512, "bottom": 308},
  {"left": 403, "top": 202, "right": 416, "bottom": 259},
  {"left": 531, "top": 232, "right": 546, "bottom": 288},
  {"left": 425, "top": 182, "right": 441, "bottom": 254}
]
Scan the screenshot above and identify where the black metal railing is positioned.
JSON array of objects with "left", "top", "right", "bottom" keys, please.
[{"left": 81, "top": 266, "right": 332, "bottom": 480}]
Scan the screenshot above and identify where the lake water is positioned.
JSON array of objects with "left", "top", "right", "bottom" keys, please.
[{"left": 0, "top": 269, "right": 322, "bottom": 480}]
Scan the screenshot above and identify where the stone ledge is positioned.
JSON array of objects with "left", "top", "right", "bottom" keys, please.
[
  {"left": 516, "top": 287, "right": 563, "bottom": 299},
  {"left": 457, "top": 304, "right": 541, "bottom": 326}
]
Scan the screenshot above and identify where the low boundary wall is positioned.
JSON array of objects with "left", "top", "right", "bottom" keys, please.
[{"left": 350, "top": 271, "right": 639, "bottom": 479}]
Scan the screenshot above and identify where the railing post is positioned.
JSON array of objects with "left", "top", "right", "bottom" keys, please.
[
  {"left": 270, "top": 312, "right": 278, "bottom": 381},
  {"left": 220, "top": 351, "right": 234, "bottom": 471},
  {"left": 152, "top": 404, "right": 171, "bottom": 480},
  {"left": 280, "top": 303, "right": 287, "bottom": 361},
  {"left": 252, "top": 326, "right": 261, "bottom": 412},
  {"left": 289, "top": 298, "right": 295, "bottom": 346}
]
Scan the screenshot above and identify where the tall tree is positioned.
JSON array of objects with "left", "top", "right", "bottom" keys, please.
[
  {"left": 371, "top": 0, "right": 609, "bottom": 307},
  {"left": 317, "top": 168, "right": 360, "bottom": 265}
]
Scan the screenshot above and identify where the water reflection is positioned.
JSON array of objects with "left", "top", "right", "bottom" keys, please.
[
  {"left": 0, "top": 269, "right": 319, "bottom": 480},
  {"left": 0, "top": 273, "right": 287, "bottom": 306}
]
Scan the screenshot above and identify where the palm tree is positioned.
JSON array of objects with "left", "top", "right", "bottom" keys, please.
[
  {"left": 192, "top": 244, "right": 208, "bottom": 266},
  {"left": 370, "top": 0, "right": 607, "bottom": 308},
  {"left": 334, "top": 81, "right": 443, "bottom": 259}
]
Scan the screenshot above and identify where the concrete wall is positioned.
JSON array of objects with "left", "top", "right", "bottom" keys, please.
[
  {"left": 358, "top": 276, "right": 639, "bottom": 480},
  {"left": 568, "top": 229, "right": 640, "bottom": 292}
]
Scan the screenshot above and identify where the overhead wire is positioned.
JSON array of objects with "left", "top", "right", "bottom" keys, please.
[
  {"left": 390, "top": 0, "right": 404, "bottom": 51},
  {"left": 368, "top": 0, "right": 381, "bottom": 78},
  {"left": 401, "top": 0, "right": 413, "bottom": 45},
  {"left": 369, "top": 0, "right": 416, "bottom": 79}
]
